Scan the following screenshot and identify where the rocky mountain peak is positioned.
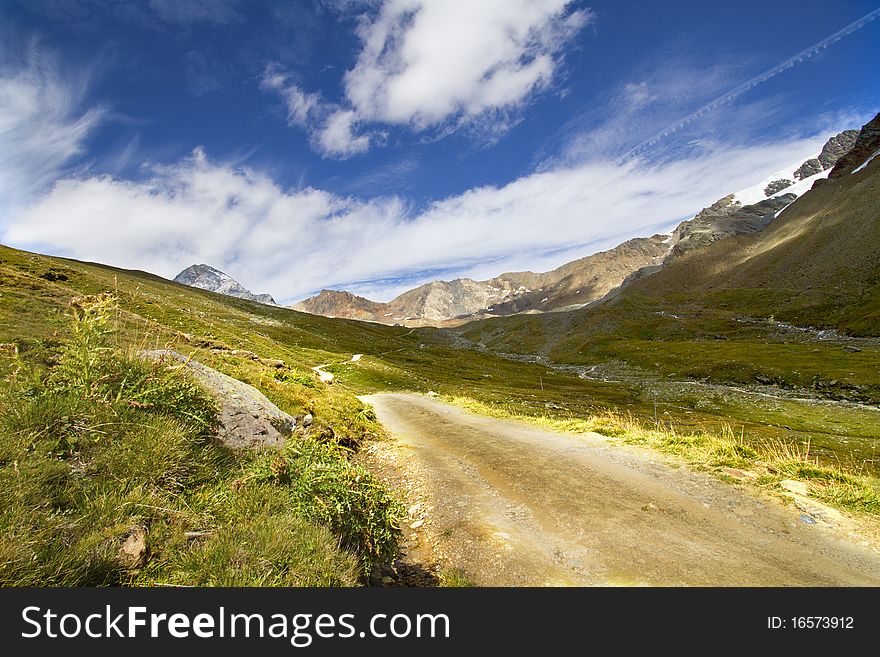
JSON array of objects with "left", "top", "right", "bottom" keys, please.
[
  {"left": 828, "top": 115, "right": 880, "bottom": 178},
  {"left": 173, "top": 264, "right": 276, "bottom": 305},
  {"left": 289, "top": 121, "right": 868, "bottom": 328}
]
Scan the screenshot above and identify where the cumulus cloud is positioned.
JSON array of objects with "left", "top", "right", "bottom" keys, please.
[
  {"left": 259, "top": 65, "right": 373, "bottom": 157},
  {"left": 0, "top": 45, "right": 104, "bottom": 219},
  {"left": 5, "top": 134, "right": 828, "bottom": 303},
  {"left": 262, "top": 0, "right": 592, "bottom": 157}
]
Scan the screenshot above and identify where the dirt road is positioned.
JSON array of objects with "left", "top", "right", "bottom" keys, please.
[{"left": 360, "top": 393, "right": 880, "bottom": 586}]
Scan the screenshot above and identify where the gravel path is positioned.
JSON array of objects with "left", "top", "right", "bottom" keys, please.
[{"left": 360, "top": 393, "right": 880, "bottom": 586}]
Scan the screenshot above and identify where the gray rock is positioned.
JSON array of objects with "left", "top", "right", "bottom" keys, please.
[
  {"left": 764, "top": 179, "right": 793, "bottom": 196},
  {"left": 173, "top": 264, "right": 276, "bottom": 305},
  {"left": 791, "top": 130, "right": 858, "bottom": 180},
  {"left": 140, "top": 350, "right": 295, "bottom": 449},
  {"left": 666, "top": 194, "right": 796, "bottom": 262},
  {"left": 817, "top": 129, "right": 859, "bottom": 170},
  {"left": 829, "top": 115, "right": 880, "bottom": 178},
  {"left": 793, "top": 158, "right": 822, "bottom": 181},
  {"left": 119, "top": 527, "right": 148, "bottom": 569}
]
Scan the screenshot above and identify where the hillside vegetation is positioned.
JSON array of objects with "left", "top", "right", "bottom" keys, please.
[
  {"left": 2, "top": 141, "right": 880, "bottom": 587},
  {"left": 0, "top": 280, "right": 401, "bottom": 586}
]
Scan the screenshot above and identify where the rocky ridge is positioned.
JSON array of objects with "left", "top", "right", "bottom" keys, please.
[
  {"left": 173, "top": 264, "right": 276, "bottom": 305},
  {"left": 293, "top": 128, "right": 860, "bottom": 327}
]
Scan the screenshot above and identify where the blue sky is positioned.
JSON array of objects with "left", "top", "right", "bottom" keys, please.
[{"left": 1, "top": 0, "right": 878, "bottom": 302}]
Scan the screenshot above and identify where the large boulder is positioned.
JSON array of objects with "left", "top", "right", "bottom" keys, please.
[{"left": 141, "top": 350, "right": 295, "bottom": 449}]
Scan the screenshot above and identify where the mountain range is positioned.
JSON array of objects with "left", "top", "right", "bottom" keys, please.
[
  {"left": 289, "top": 129, "right": 859, "bottom": 326},
  {"left": 466, "top": 111, "right": 880, "bottom": 361},
  {"left": 171, "top": 126, "right": 863, "bottom": 328}
]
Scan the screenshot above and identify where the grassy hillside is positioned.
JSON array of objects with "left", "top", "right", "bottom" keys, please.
[
  {"left": 0, "top": 252, "right": 408, "bottom": 586},
  {"left": 452, "top": 154, "right": 880, "bottom": 476},
  {"left": 2, "top": 240, "right": 878, "bottom": 476},
  {"left": 2, "top": 182, "right": 880, "bottom": 587}
]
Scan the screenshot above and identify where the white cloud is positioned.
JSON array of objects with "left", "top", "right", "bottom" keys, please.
[
  {"left": 259, "top": 66, "right": 372, "bottom": 158},
  {"left": 0, "top": 46, "right": 104, "bottom": 220},
  {"left": 263, "top": 0, "right": 592, "bottom": 157},
  {"left": 319, "top": 109, "right": 372, "bottom": 157},
  {"left": 5, "top": 134, "right": 829, "bottom": 304},
  {"left": 259, "top": 65, "right": 323, "bottom": 128}
]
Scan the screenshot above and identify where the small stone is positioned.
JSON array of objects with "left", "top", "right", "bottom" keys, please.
[
  {"left": 799, "top": 514, "right": 817, "bottom": 525},
  {"left": 302, "top": 413, "right": 313, "bottom": 427},
  {"left": 721, "top": 467, "right": 756, "bottom": 481},
  {"left": 119, "top": 527, "right": 148, "bottom": 569},
  {"left": 642, "top": 503, "right": 658, "bottom": 512},
  {"left": 410, "top": 519, "right": 424, "bottom": 529},
  {"left": 780, "top": 479, "right": 809, "bottom": 496},
  {"left": 426, "top": 391, "right": 439, "bottom": 398},
  {"left": 408, "top": 503, "right": 421, "bottom": 517},
  {"left": 381, "top": 576, "right": 394, "bottom": 585}
]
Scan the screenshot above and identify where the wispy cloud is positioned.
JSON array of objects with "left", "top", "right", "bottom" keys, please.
[
  {"left": 262, "top": 0, "right": 593, "bottom": 158},
  {"left": 625, "top": 7, "right": 880, "bottom": 159},
  {"left": 0, "top": 41, "right": 105, "bottom": 219},
  {"left": 6, "top": 133, "right": 830, "bottom": 303}
]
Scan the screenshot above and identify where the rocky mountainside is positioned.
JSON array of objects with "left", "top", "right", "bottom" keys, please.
[
  {"left": 295, "top": 235, "right": 671, "bottom": 326},
  {"left": 614, "top": 113, "right": 880, "bottom": 334},
  {"left": 827, "top": 114, "right": 880, "bottom": 178},
  {"left": 294, "top": 289, "right": 388, "bottom": 320},
  {"left": 173, "top": 264, "right": 276, "bottom": 305},
  {"left": 293, "top": 128, "right": 860, "bottom": 327}
]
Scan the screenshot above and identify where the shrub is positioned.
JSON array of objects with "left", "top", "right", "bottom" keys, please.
[{"left": 251, "top": 440, "right": 403, "bottom": 574}]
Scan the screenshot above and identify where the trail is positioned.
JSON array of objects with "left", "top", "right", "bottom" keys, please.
[
  {"left": 311, "top": 364, "right": 335, "bottom": 383},
  {"left": 360, "top": 393, "right": 880, "bottom": 586}
]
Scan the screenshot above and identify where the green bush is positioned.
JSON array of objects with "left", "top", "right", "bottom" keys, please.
[{"left": 252, "top": 440, "right": 403, "bottom": 574}]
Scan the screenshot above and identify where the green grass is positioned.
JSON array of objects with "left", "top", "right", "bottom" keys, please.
[
  {"left": 1, "top": 240, "right": 879, "bottom": 585},
  {"left": 0, "top": 293, "right": 400, "bottom": 586}
]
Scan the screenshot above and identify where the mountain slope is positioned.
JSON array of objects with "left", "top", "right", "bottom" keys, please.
[
  {"left": 462, "top": 111, "right": 880, "bottom": 387},
  {"left": 295, "top": 129, "right": 858, "bottom": 326},
  {"left": 625, "top": 114, "right": 880, "bottom": 333},
  {"left": 174, "top": 264, "right": 276, "bottom": 305}
]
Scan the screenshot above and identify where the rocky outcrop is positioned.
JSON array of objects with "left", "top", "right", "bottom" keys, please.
[
  {"left": 764, "top": 179, "right": 793, "bottom": 196},
  {"left": 141, "top": 350, "right": 295, "bottom": 449},
  {"left": 793, "top": 158, "right": 823, "bottom": 180},
  {"left": 828, "top": 115, "right": 880, "bottom": 178},
  {"left": 791, "top": 130, "right": 859, "bottom": 180},
  {"left": 667, "top": 194, "right": 796, "bottom": 261},
  {"left": 174, "top": 264, "right": 276, "bottom": 305},
  {"left": 820, "top": 130, "right": 861, "bottom": 171}
]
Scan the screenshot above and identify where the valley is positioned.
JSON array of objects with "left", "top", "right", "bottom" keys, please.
[{"left": 1, "top": 113, "right": 879, "bottom": 587}]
